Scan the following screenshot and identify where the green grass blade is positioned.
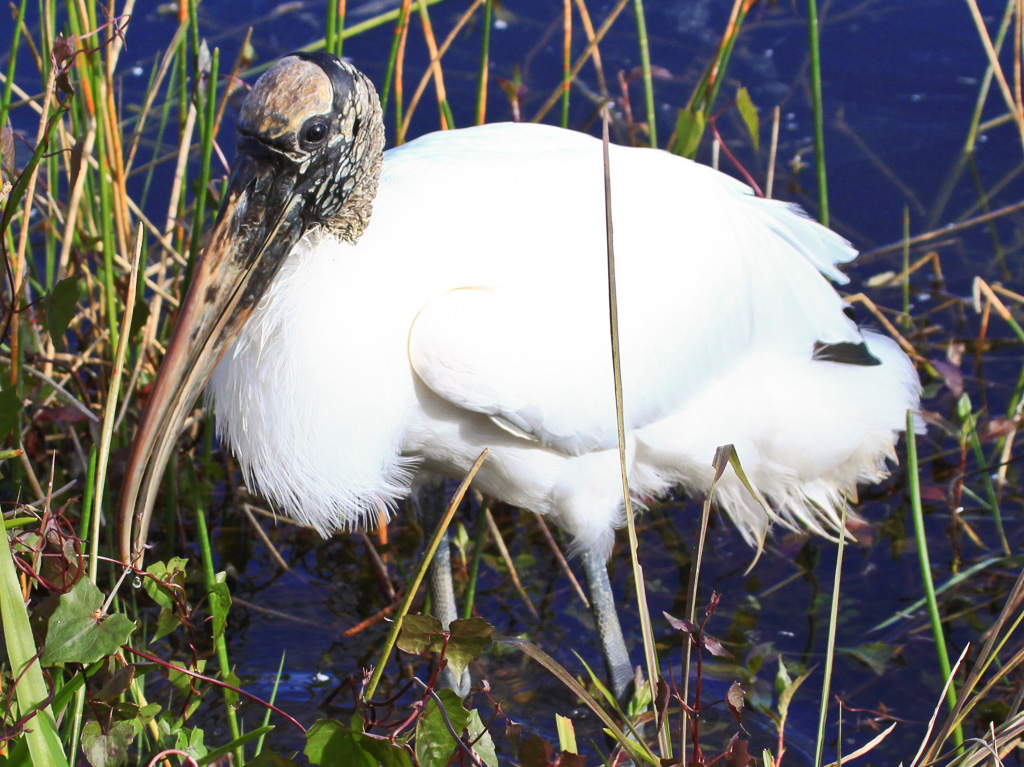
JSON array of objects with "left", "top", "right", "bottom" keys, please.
[
  {"left": 501, "top": 637, "right": 655, "bottom": 765},
  {"left": 0, "top": 530, "right": 69, "bottom": 767},
  {"left": 602, "top": 106, "right": 668, "bottom": 758},
  {"left": 364, "top": 449, "right": 487, "bottom": 700},
  {"left": 806, "top": 0, "right": 829, "bottom": 225},
  {"left": 631, "top": 0, "right": 656, "bottom": 147},
  {"left": 813, "top": 500, "right": 846, "bottom": 767},
  {"left": 255, "top": 652, "right": 287, "bottom": 756},
  {"left": 190, "top": 461, "right": 243, "bottom": 760},
  {"left": 460, "top": 499, "right": 489, "bottom": 621},
  {"left": 958, "top": 394, "right": 1009, "bottom": 555},
  {"left": 475, "top": 0, "right": 492, "bottom": 125},
  {"left": 907, "top": 409, "right": 963, "bottom": 748}
]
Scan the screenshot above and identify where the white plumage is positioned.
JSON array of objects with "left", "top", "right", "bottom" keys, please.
[
  {"left": 206, "top": 121, "right": 920, "bottom": 561},
  {"left": 116, "top": 54, "right": 923, "bottom": 702}
]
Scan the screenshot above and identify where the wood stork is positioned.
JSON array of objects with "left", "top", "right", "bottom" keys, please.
[{"left": 119, "top": 52, "right": 921, "bottom": 702}]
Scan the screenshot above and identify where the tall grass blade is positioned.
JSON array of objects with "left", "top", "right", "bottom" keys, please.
[
  {"left": 91, "top": 226, "right": 142, "bottom": 582},
  {"left": 906, "top": 409, "right": 963, "bottom": 748},
  {"left": 190, "top": 462, "right": 243, "bottom": 761},
  {"left": 806, "top": 0, "right": 829, "bottom": 225},
  {"left": 957, "top": 394, "right": 1009, "bottom": 555},
  {"left": 681, "top": 444, "right": 731, "bottom": 761},
  {"left": 602, "top": 105, "right": 669, "bottom": 759},
  {"left": 562, "top": 0, "right": 572, "bottom": 129},
  {"left": 813, "top": 500, "right": 847, "bottom": 767},
  {"left": 501, "top": 637, "right": 655, "bottom": 765},
  {"left": 475, "top": 0, "right": 492, "bottom": 125},
  {"left": 631, "top": 0, "right": 656, "bottom": 147},
  {"left": 0, "top": 528, "right": 69, "bottom": 767}
]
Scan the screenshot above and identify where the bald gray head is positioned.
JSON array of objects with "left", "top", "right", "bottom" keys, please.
[{"left": 236, "top": 52, "right": 385, "bottom": 242}]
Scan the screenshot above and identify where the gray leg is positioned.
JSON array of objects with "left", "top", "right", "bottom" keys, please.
[
  {"left": 581, "top": 550, "right": 633, "bottom": 704},
  {"left": 416, "top": 480, "right": 472, "bottom": 697}
]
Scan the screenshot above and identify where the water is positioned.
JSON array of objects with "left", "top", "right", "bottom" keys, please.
[
  {"left": 12, "top": 0, "right": 1024, "bottom": 763},
  {"left": 144, "top": 1, "right": 1024, "bottom": 762}
]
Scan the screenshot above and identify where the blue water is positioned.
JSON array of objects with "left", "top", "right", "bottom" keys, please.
[
  {"left": 7, "top": 0, "right": 1023, "bottom": 763},
  {"left": 126, "top": 1, "right": 1024, "bottom": 762}
]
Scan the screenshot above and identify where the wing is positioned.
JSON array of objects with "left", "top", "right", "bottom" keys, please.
[
  {"left": 410, "top": 286, "right": 620, "bottom": 455},
  {"left": 399, "top": 124, "right": 866, "bottom": 458}
]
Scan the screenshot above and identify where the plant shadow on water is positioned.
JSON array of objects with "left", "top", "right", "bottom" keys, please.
[{"left": 2, "top": 0, "right": 1024, "bottom": 765}]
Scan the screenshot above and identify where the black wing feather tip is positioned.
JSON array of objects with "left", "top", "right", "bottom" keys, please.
[{"left": 812, "top": 340, "right": 882, "bottom": 366}]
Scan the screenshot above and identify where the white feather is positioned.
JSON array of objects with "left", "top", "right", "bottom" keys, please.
[{"left": 208, "top": 122, "right": 920, "bottom": 558}]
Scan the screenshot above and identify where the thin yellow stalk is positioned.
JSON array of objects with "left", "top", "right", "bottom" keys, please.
[
  {"left": 531, "top": 0, "right": 630, "bottom": 124},
  {"left": 399, "top": 0, "right": 484, "bottom": 140},
  {"left": 766, "top": 105, "right": 780, "bottom": 198},
  {"left": 124, "top": 21, "right": 189, "bottom": 175},
  {"left": 392, "top": 0, "right": 413, "bottom": 143},
  {"left": 144, "top": 97, "right": 197, "bottom": 355},
  {"left": 363, "top": 450, "right": 488, "bottom": 700},
  {"left": 483, "top": 507, "right": 539, "bottom": 619},
  {"left": 602, "top": 105, "right": 670, "bottom": 759},
  {"left": 10, "top": 63, "right": 57, "bottom": 388},
  {"left": 89, "top": 226, "right": 142, "bottom": 582},
  {"left": 416, "top": 0, "right": 449, "bottom": 128},
  {"left": 572, "top": 0, "right": 609, "bottom": 98},
  {"left": 963, "top": 0, "right": 1024, "bottom": 153},
  {"left": 56, "top": 120, "right": 96, "bottom": 279}
]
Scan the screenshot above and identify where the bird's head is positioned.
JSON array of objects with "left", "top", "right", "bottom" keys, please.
[
  {"left": 234, "top": 52, "right": 384, "bottom": 242},
  {"left": 118, "top": 53, "right": 384, "bottom": 569}
]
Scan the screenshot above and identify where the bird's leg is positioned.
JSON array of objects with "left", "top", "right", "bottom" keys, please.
[
  {"left": 581, "top": 550, "right": 634, "bottom": 705},
  {"left": 415, "top": 479, "right": 472, "bottom": 697}
]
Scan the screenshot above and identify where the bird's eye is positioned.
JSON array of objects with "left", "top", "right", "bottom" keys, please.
[{"left": 301, "top": 119, "right": 329, "bottom": 147}]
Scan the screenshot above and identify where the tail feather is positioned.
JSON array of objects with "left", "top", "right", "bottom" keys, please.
[{"left": 633, "top": 330, "right": 921, "bottom": 543}]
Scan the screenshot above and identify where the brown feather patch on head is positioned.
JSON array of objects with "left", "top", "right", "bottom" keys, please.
[{"left": 239, "top": 57, "right": 333, "bottom": 139}]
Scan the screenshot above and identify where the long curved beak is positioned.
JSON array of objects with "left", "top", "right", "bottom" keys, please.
[{"left": 119, "top": 146, "right": 306, "bottom": 569}]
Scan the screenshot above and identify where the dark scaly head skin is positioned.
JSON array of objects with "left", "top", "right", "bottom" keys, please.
[
  {"left": 118, "top": 53, "right": 385, "bottom": 568},
  {"left": 236, "top": 53, "right": 385, "bottom": 242}
]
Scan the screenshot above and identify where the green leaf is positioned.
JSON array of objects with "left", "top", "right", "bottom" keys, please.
[
  {"left": 208, "top": 570, "right": 231, "bottom": 640},
  {"left": 397, "top": 614, "right": 446, "bottom": 656},
  {"left": 198, "top": 726, "right": 274, "bottom": 765},
  {"left": 43, "top": 276, "right": 81, "bottom": 351},
  {"left": 445, "top": 618, "right": 493, "bottom": 678},
  {"left": 41, "top": 579, "right": 135, "bottom": 665},
  {"left": 143, "top": 557, "right": 188, "bottom": 609},
  {"left": 415, "top": 689, "right": 470, "bottom": 767},
  {"left": 174, "top": 725, "right": 207, "bottom": 762},
  {"left": 95, "top": 665, "right": 135, "bottom": 702},
  {"left": 839, "top": 641, "right": 893, "bottom": 676},
  {"left": 136, "top": 702, "right": 161, "bottom": 729},
  {"left": 671, "top": 107, "right": 705, "bottom": 158},
  {"left": 452, "top": 521, "right": 469, "bottom": 561},
  {"left": 151, "top": 607, "right": 181, "bottom": 643},
  {"left": 304, "top": 719, "right": 411, "bottom": 767},
  {"left": 168, "top": 662, "right": 206, "bottom": 721},
  {"left": 397, "top": 616, "right": 492, "bottom": 679},
  {"left": 555, "top": 713, "right": 576, "bottom": 755},
  {"left": 736, "top": 86, "right": 759, "bottom": 152},
  {"left": 465, "top": 709, "right": 498, "bottom": 767},
  {"left": 81, "top": 721, "right": 134, "bottom": 767},
  {"left": 775, "top": 658, "right": 811, "bottom": 721},
  {"left": 0, "top": 387, "right": 23, "bottom": 440}
]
